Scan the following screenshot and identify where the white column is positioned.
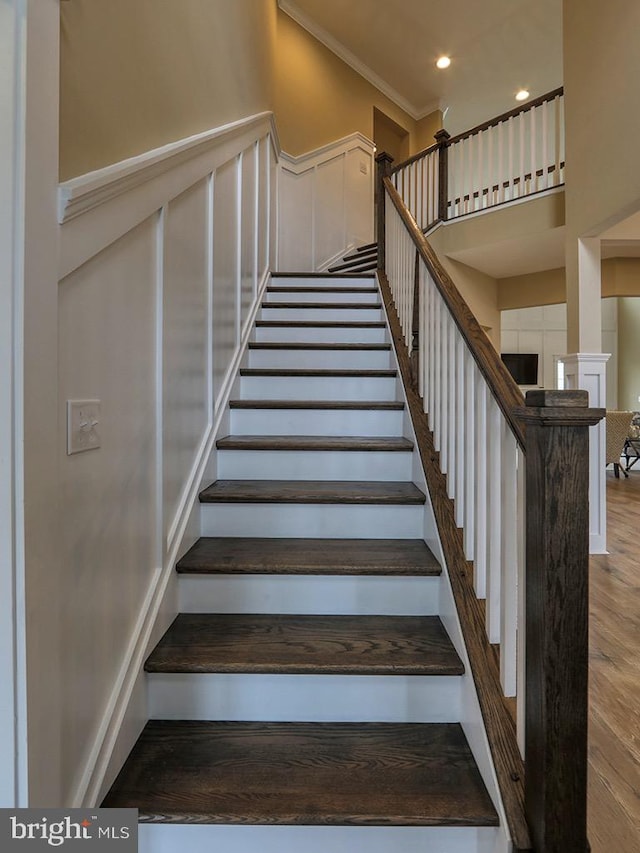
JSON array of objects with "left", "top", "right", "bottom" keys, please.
[{"left": 563, "top": 353, "right": 610, "bottom": 554}]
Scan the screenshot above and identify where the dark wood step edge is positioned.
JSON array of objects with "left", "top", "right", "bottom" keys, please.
[
  {"left": 247, "top": 342, "right": 391, "bottom": 351},
  {"left": 176, "top": 537, "right": 441, "bottom": 576},
  {"left": 271, "top": 272, "right": 374, "bottom": 279},
  {"left": 255, "top": 320, "right": 386, "bottom": 328},
  {"left": 261, "top": 302, "right": 382, "bottom": 309},
  {"left": 239, "top": 368, "right": 397, "bottom": 378},
  {"left": 377, "top": 269, "right": 532, "bottom": 853},
  {"left": 228, "top": 400, "right": 404, "bottom": 410},
  {"left": 216, "top": 436, "right": 414, "bottom": 451}
]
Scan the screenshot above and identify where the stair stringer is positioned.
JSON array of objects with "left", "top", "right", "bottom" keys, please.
[{"left": 387, "top": 323, "right": 512, "bottom": 853}]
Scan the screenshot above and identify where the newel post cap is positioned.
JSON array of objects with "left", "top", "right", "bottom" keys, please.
[{"left": 514, "top": 390, "right": 604, "bottom": 428}]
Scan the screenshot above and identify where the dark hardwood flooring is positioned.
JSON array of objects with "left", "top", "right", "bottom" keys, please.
[
  {"left": 144, "top": 613, "right": 464, "bottom": 676},
  {"left": 588, "top": 471, "right": 640, "bottom": 852},
  {"left": 103, "top": 721, "right": 498, "bottom": 827}
]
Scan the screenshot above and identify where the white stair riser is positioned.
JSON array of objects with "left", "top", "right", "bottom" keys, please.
[
  {"left": 140, "top": 825, "right": 503, "bottom": 853},
  {"left": 264, "top": 290, "right": 379, "bottom": 305},
  {"left": 179, "top": 575, "right": 439, "bottom": 615},
  {"left": 217, "top": 449, "right": 413, "bottom": 481},
  {"left": 270, "top": 276, "right": 375, "bottom": 288},
  {"left": 260, "top": 307, "right": 383, "bottom": 322},
  {"left": 147, "top": 673, "right": 462, "bottom": 723},
  {"left": 255, "top": 326, "right": 387, "bottom": 343},
  {"left": 200, "top": 503, "right": 424, "bottom": 539},
  {"left": 240, "top": 376, "right": 398, "bottom": 401},
  {"left": 247, "top": 349, "right": 393, "bottom": 370},
  {"left": 229, "top": 408, "right": 404, "bottom": 437}
]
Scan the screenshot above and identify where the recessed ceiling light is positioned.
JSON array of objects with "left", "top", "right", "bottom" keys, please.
[
  {"left": 436, "top": 56, "right": 451, "bottom": 69},
  {"left": 515, "top": 89, "right": 530, "bottom": 101}
]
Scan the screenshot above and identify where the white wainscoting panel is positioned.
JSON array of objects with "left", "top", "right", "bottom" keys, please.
[
  {"left": 278, "top": 133, "right": 375, "bottom": 271},
  {"left": 58, "top": 216, "right": 159, "bottom": 804},
  {"left": 163, "top": 180, "right": 210, "bottom": 545},
  {"left": 56, "top": 113, "right": 279, "bottom": 807},
  {"left": 213, "top": 158, "right": 240, "bottom": 407}
]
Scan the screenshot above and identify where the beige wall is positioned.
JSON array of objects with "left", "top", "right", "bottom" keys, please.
[
  {"left": 429, "top": 228, "right": 500, "bottom": 349},
  {"left": 617, "top": 297, "right": 640, "bottom": 410},
  {"left": 373, "top": 108, "right": 410, "bottom": 165},
  {"left": 498, "top": 267, "right": 566, "bottom": 311},
  {"left": 414, "top": 111, "right": 443, "bottom": 154},
  {"left": 563, "top": 0, "right": 640, "bottom": 350},
  {"left": 497, "top": 257, "right": 640, "bottom": 311},
  {"left": 60, "top": 0, "right": 277, "bottom": 180},
  {"left": 275, "top": 10, "right": 436, "bottom": 157}
]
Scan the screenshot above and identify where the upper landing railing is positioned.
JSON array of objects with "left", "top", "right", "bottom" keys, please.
[{"left": 390, "top": 87, "right": 564, "bottom": 230}]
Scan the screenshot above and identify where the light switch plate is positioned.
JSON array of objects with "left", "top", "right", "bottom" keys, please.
[{"left": 67, "top": 400, "right": 101, "bottom": 455}]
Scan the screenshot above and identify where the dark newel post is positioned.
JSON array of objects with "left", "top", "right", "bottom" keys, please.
[
  {"left": 375, "top": 152, "right": 394, "bottom": 273},
  {"left": 410, "top": 250, "right": 420, "bottom": 390},
  {"left": 434, "top": 129, "right": 451, "bottom": 223},
  {"left": 516, "top": 390, "right": 604, "bottom": 853}
]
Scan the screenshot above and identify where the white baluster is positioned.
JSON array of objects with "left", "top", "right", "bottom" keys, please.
[
  {"left": 467, "top": 135, "right": 474, "bottom": 214},
  {"left": 433, "top": 295, "right": 442, "bottom": 451},
  {"left": 440, "top": 310, "right": 450, "bottom": 475},
  {"left": 419, "top": 263, "right": 427, "bottom": 399},
  {"left": 464, "top": 350, "right": 476, "bottom": 559},
  {"left": 508, "top": 117, "right": 514, "bottom": 201},
  {"left": 516, "top": 446, "right": 526, "bottom": 756},
  {"left": 474, "top": 377, "right": 488, "bottom": 598},
  {"left": 487, "top": 126, "right": 494, "bottom": 209},
  {"left": 486, "top": 396, "right": 502, "bottom": 644},
  {"left": 427, "top": 277, "right": 436, "bottom": 428},
  {"left": 541, "top": 99, "right": 549, "bottom": 191},
  {"left": 477, "top": 130, "right": 484, "bottom": 211},
  {"left": 500, "top": 417, "right": 518, "bottom": 697},
  {"left": 498, "top": 120, "right": 505, "bottom": 204},
  {"left": 530, "top": 105, "right": 537, "bottom": 194},
  {"left": 455, "top": 333, "right": 465, "bottom": 526},
  {"left": 447, "top": 319, "right": 457, "bottom": 499},
  {"left": 518, "top": 112, "right": 525, "bottom": 199}
]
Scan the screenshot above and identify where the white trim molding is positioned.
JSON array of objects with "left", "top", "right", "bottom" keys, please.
[
  {"left": 562, "top": 352, "right": 610, "bottom": 554},
  {"left": 58, "top": 112, "right": 279, "bottom": 225},
  {"left": 278, "top": 133, "right": 375, "bottom": 271},
  {"left": 278, "top": 0, "right": 440, "bottom": 121}
]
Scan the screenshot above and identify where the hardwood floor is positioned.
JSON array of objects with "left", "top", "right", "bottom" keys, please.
[{"left": 588, "top": 471, "right": 640, "bottom": 851}]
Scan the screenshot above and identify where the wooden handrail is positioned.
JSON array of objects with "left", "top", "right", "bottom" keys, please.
[
  {"left": 389, "top": 142, "right": 439, "bottom": 175},
  {"left": 383, "top": 175, "right": 526, "bottom": 447}
]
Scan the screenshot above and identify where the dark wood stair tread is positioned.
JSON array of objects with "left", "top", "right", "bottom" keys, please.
[
  {"left": 248, "top": 342, "right": 391, "bottom": 351},
  {"left": 262, "top": 302, "right": 382, "bottom": 309},
  {"left": 239, "top": 368, "right": 396, "bottom": 377},
  {"left": 216, "top": 435, "right": 413, "bottom": 452},
  {"left": 199, "top": 480, "right": 426, "bottom": 505},
  {"left": 145, "top": 613, "right": 464, "bottom": 675},
  {"left": 102, "top": 720, "right": 498, "bottom": 826},
  {"left": 342, "top": 248, "right": 378, "bottom": 262},
  {"left": 255, "top": 320, "right": 385, "bottom": 328},
  {"left": 229, "top": 400, "right": 404, "bottom": 410},
  {"left": 328, "top": 261, "right": 378, "bottom": 273},
  {"left": 177, "top": 537, "right": 441, "bottom": 576},
  {"left": 266, "top": 286, "right": 378, "bottom": 294},
  {"left": 271, "top": 272, "right": 374, "bottom": 279}
]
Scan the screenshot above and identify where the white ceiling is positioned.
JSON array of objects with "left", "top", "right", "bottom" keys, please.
[{"left": 279, "top": 0, "right": 563, "bottom": 134}]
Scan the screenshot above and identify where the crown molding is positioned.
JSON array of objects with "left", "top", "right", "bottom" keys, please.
[{"left": 279, "top": 0, "right": 427, "bottom": 121}]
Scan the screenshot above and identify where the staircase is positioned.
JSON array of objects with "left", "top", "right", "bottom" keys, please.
[
  {"left": 327, "top": 242, "right": 378, "bottom": 274},
  {"left": 103, "top": 272, "right": 503, "bottom": 853}
]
